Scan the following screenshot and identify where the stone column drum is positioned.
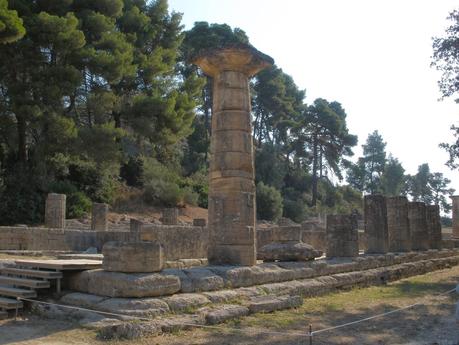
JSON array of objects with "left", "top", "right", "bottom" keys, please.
[
  {"left": 408, "top": 202, "right": 429, "bottom": 251},
  {"left": 193, "top": 45, "right": 273, "bottom": 266},
  {"left": 45, "top": 193, "right": 66, "bottom": 229},
  {"left": 426, "top": 204, "right": 442, "bottom": 250},
  {"left": 162, "top": 208, "right": 178, "bottom": 225},
  {"left": 91, "top": 203, "right": 108, "bottom": 231},
  {"left": 364, "top": 195, "right": 388, "bottom": 254},
  {"left": 451, "top": 195, "right": 459, "bottom": 238},
  {"left": 326, "top": 214, "right": 359, "bottom": 258},
  {"left": 386, "top": 196, "right": 411, "bottom": 252}
]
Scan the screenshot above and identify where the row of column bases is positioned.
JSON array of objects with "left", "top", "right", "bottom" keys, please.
[{"left": 328, "top": 195, "right": 459, "bottom": 257}]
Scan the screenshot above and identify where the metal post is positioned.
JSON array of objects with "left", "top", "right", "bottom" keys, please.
[
  {"left": 309, "top": 324, "right": 313, "bottom": 345},
  {"left": 15, "top": 297, "right": 19, "bottom": 321}
]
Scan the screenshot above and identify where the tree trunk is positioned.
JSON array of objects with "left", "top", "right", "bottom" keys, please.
[
  {"left": 17, "top": 114, "right": 27, "bottom": 164},
  {"left": 311, "top": 134, "right": 318, "bottom": 206}
]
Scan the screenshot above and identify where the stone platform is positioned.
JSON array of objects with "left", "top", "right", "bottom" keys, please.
[
  {"left": 55, "top": 248, "right": 459, "bottom": 339},
  {"left": 68, "top": 249, "right": 459, "bottom": 298}
]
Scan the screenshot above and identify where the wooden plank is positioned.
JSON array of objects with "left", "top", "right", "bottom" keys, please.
[
  {"left": 0, "top": 276, "right": 50, "bottom": 289},
  {"left": 0, "top": 285, "right": 36, "bottom": 298},
  {"left": 14, "top": 259, "right": 102, "bottom": 271},
  {"left": 0, "top": 297, "right": 23, "bottom": 310},
  {"left": 2, "top": 268, "right": 62, "bottom": 279}
]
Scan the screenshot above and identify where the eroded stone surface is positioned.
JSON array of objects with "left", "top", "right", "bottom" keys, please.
[
  {"left": 70, "top": 269, "right": 180, "bottom": 298},
  {"left": 386, "top": 196, "right": 411, "bottom": 252},
  {"left": 161, "top": 293, "right": 210, "bottom": 312},
  {"left": 45, "top": 193, "right": 66, "bottom": 229},
  {"left": 258, "top": 242, "right": 322, "bottom": 261},
  {"left": 247, "top": 295, "right": 303, "bottom": 313},
  {"left": 364, "top": 195, "right": 388, "bottom": 254},
  {"left": 408, "top": 202, "right": 429, "bottom": 251},
  {"left": 204, "top": 305, "right": 249, "bottom": 325},
  {"left": 326, "top": 215, "right": 358, "bottom": 258},
  {"left": 102, "top": 241, "right": 164, "bottom": 273},
  {"left": 96, "top": 297, "right": 170, "bottom": 317}
]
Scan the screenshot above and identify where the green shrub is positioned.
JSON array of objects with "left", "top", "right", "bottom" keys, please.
[
  {"left": 256, "top": 182, "right": 283, "bottom": 222},
  {"left": 283, "top": 198, "right": 307, "bottom": 223},
  {"left": 144, "top": 179, "right": 183, "bottom": 206}
]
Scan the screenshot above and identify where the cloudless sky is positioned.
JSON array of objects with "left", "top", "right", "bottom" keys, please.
[{"left": 169, "top": 0, "right": 459, "bottom": 193}]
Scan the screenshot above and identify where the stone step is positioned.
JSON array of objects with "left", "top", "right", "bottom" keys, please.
[
  {"left": 2, "top": 267, "right": 62, "bottom": 279},
  {"left": 0, "top": 276, "right": 50, "bottom": 289},
  {"left": 0, "top": 285, "right": 36, "bottom": 299},
  {"left": 0, "top": 296, "right": 23, "bottom": 310}
]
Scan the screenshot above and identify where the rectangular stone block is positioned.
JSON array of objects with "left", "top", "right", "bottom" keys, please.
[
  {"left": 192, "top": 218, "right": 207, "bottom": 227},
  {"left": 91, "top": 203, "right": 108, "bottom": 231},
  {"left": 326, "top": 214, "right": 359, "bottom": 258},
  {"left": 408, "top": 202, "right": 429, "bottom": 251},
  {"left": 102, "top": 241, "right": 164, "bottom": 273},
  {"left": 130, "top": 218, "right": 143, "bottom": 233},
  {"left": 162, "top": 208, "right": 178, "bottom": 225},
  {"left": 386, "top": 196, "right": 411, "bottom": 252},
  {"left": 364, "top": 195, "right": 388, "bottom": 254},
  {"left": 208, "top": 244, "right": 256, "bottom": 266},
  {"left": 45, "top": 193, "right": 66, "bottom": 229},
  {"left": 426, "top": 205, "right": 442, "bottom": 250}
]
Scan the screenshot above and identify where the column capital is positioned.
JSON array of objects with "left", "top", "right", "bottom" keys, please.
[{"left": 192, "top": 44, "right": 274, "bottom": 77}]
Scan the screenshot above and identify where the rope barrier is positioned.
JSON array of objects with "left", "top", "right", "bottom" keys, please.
[{"left": 15, "top": 286, "right": 457, "bottom": 341}]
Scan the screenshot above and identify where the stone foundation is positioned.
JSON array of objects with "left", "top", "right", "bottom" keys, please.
[{"left": 57, "top": 248, "right": 459, "bottom": 339}]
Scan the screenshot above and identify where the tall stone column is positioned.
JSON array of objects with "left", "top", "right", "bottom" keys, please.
[
  {"left": 408, "top": 202, "right": 429, "bottom": 251},
  {"left": 91, "top": 203, "right": 108, "bottom": 231},
  {"left": 426, "top": 204, "right": 442, "bottom": 250},
  {"left": 451, "top": 195, "right": 459, "bottom": 238},
  {"left": 386, "top": 196, "right": 410, "bottom": 252},
  {"left": 364, "top": 195, "right": 388, "bottom": 253},
  {"left": 193, "top": 45, "right": 273, "bottom": 266}
]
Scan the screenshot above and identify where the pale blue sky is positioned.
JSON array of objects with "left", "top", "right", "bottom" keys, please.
[{"left": 169, "top": 0, "right": 459, "bottom": 193}]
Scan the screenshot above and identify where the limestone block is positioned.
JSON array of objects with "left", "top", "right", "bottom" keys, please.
[
  {"left": 386, "top": 196, "right": 411, "bottom": 252},
  {"left": 91, "top": 203, "right": 108, "bottom": 231},
  {"left": 45, "top": 193, "right": 66, "bottom": 229},
  {"left": 326, "top": 214, "right": 359, "bottom": 258},
  {"left": 129, "top": 219, "right": 143, "bottom": 232},
  {"left": 182, "top": 268, "right": 225, "bottom": 292},
  {"left": 258, "top": 242, "right": 322, "bottom": 261},
  {"left": 426, "top": 205, "right": 442, "bottom": 250},
  {"left": 192, "top": 218, "right": 207, "bottom": 227},
  {"left": 161, "top": 208, "right": 178, "bottom": 225},
  {"left": 102, "top": 241, "right": 164, "bottom": 273},
  {"left": 60, "top": 292, "right": 107, "bottom": 309},
  {"left": 208, "top": 244, "right": 256, "bottom": 266},
  {"left": 161, "top": 293, "right": 210, "bottom": 313},
  {"left": 247, "top": 295, "right": 303, "bottom": 314},
  {"left": 80, "top": 269, "right": 180, "bottom": 298},
  {"left": 204, "top": 305, "right": 249, "bottom": 325},
  {"left": 364, "top": 195, "right": 389, "bottom": 253},
  {"left": 95, "top": 297, "right": 170, "bottom": 317},
  {"left": 408, "top": 202, "right": 429, "bottom": 251},
  {"left": 202, "top": 290, "right": 243, "bottom": 303}
]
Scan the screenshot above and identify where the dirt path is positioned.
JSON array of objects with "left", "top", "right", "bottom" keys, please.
[{"left": 1, "top": 266, "right": 458, "bottom": 345}]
